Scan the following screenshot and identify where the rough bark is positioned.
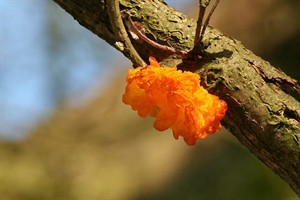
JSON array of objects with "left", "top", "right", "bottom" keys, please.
[{"left": 52, "top": 0, "right": 300, "bottom": 196}]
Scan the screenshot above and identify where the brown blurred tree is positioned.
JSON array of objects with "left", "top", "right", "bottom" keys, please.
[{"left": 52, "top": 0, "right": 300, "bottom": 196}]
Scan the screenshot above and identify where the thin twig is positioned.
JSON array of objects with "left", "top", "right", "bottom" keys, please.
[
  {"left": 122, "top": 12, "right": 188, "bottom": 56},
  {"left": 193, "top": 0, "right": 220, "bottom": 53},
  {"left": 199, "top": 0, "right": 220, "bottom": 42},
  {"left": 106, "top": 0, "right": 146, "bottom": 67},
  {"left": 194, "top": 0, "right": 210, "bottom": 49}
]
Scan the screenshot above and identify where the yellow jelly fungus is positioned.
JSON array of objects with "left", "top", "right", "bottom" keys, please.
[{"left": 122, "top": 57, "right": 227, "bottom": 145}]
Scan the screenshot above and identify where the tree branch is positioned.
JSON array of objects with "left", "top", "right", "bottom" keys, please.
[
  {"left": 52, "top": 0, "right": 300, "bottom": 196},
  {"left": 106, "top": 0, "right": 146, "bottom": 67}
]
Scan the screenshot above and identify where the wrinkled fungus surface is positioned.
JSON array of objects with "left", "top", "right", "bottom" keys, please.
[{"left": 123, "top": 57, "right": 227, "bottom": 145}]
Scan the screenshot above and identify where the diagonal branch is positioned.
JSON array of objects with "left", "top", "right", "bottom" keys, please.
[{"left": 53, "top": 0, "right": 300, "bottom": 196}]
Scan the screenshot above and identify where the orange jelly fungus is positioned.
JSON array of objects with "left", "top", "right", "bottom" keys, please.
[{"left": 122, "top": 57, "right": 227, "bottom": 145}]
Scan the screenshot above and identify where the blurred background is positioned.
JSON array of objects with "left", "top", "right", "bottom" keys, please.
[{"left": 1, "top": 0, "right": 299, "bottom": 199}]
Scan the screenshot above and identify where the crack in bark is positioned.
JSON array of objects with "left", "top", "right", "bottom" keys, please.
[{"left": 249, "top": 60, "right": 300, "bottom": 95}]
